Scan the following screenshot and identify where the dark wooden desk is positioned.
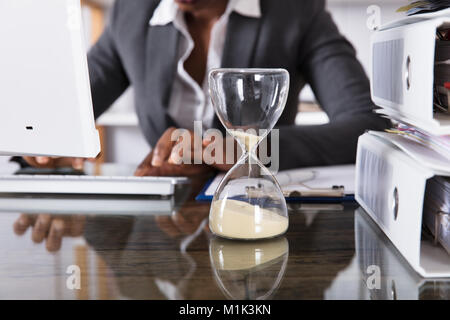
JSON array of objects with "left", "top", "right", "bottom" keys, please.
[{"left": 0, "top": 181, "right": 447, "bottom": 300}]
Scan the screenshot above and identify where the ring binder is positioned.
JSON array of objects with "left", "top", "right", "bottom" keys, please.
[
  {"left": 371, "top": 14, "right": 450, "bottom": 135},
  {"left": 356, "top": 132, "right": 450, "bottom": 278}
]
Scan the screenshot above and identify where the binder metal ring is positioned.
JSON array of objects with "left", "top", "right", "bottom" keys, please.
[
  {"left": 393, "top": 187, "right": 399, "bottom": 221},
  {"left": 405, "top": 55, "right": 411, "bottom": 90}
]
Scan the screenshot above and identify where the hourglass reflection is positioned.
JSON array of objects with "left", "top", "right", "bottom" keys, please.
[
  {"left": 209, "top": 237, "right": 289, "bottom": 300},
  {"left": 208, "top": 69, "right": 290, "bottom": 240}
]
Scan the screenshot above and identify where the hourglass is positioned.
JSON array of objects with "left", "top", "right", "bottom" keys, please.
[{"left": 208, "top": 68, "right": 290, "bottom": 240}]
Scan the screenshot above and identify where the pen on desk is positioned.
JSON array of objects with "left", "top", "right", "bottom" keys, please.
[{"left": 283, "top": 186, "right": 346, "bottom": 198}]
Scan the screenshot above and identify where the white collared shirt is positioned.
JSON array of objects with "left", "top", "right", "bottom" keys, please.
[{"left": 149, "top": 0, "right": 261, "bottom": 130}]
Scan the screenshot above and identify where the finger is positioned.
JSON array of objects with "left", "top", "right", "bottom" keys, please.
[
  {"left": 31, "top": 214, "right": 52, "bottom": 243},
  {"left": 168, "top": 134, "right": 186, "bottom": 165},
  {"left": 155, "top": 216, "right": 182, "bottom": 238},
  {"left": 135, "top": 165, "right": 161, "bottom": 177},
  {"left": 135, "top": 151, "right": 155, "bottom": 176},
  {"left": 13, "top": 214, "right": 34, "bottom": 235},
  {"left": 171, "top": 212, "right": 198, "bottom": 235},
  {"left": 23, "top": 157, "right": 55, "bottom": 168},
  {"left": 137, "top": 162, "right": 185, "bottom": 177},
  {"left": 156, "top": 163, "right": 185, "bottom": 176},
  {"left": 159, "top": 163, "right": 212, "bottom": 177},
  {"left": 46, "top": 219, "right": 65, "bottom": 252},
  {"left": 211, "top": 163, "right": 233, "bottom": 172},
  {"left": 202, "top": 137, "right": 214, "bottom": 147},
  {"left": 68, "top": 216, "right": 86, "bottom": 237},
  {"left": 202, "top": 135, "right": 223, "bottom": 164},
  {"left": 51, "top": 158, "right": 80, "bottom": 168},
  {"left": 152, "top": 127, "right": 178, "bottom": 167},
  {"left": 23, "top": 157, "right": 82, "bottom": 169},
  {"left": 191, "top": 131, "right": 204, "bottom": 164},
  {"left": 71, "top": 158, "right": 85, "bottom": 170},
  {"left": 138, "top": 161, "right": 213, "bottom": 177},
  {"left": 36, "top": 157, "right": 50, "bottom": 165},
  {"left": 23, "top": 157, "right": 39, "bottom": 167},
  {"left": 170, "top": 131, "right": 204, "bottom": 165}
]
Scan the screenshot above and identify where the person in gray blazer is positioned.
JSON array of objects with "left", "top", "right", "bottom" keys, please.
[{"left": 25, "top": 0, "right": 389, "bottom": 176}]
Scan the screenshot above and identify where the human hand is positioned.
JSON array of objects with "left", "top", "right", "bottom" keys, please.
[
  {"left": 23, "top": 156, "right": 88, "bottom": 170},
  {"left": 134, "top": 149, "right": 214, "bottom": 177},
  {"left": 134, "top": 127, "right": 214, "bottom": 176},
  {"left": 155, "top": 203, "right": 210, "bottom": 238},
  {"left": 13, "top": 214, "right": 86, "bottom": 252},
  {"left": 149, "top": 127, "right": 202, "bottom": 167},
  {"left": 137, "top": 127, "right": 239, "bottom": 175}
]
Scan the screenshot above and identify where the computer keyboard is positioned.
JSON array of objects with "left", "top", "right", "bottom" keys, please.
[
  {"left": 0, "top": 174, "right": 189, "bottom": 196},
  {"left": 0, "top": 195, "right": 176, "bottom": 215}
]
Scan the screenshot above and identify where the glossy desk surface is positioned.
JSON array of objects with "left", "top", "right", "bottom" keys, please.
[{"left": 0, "top": 179, "right": 448, "bottom": 300}]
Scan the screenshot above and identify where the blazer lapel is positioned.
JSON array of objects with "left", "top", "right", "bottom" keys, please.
[
  {"left": 221, "top": 12, "right": 262, "bottom": 69},
  {"left": 144, "top": 23, "right": 179, "bottom": 138}
]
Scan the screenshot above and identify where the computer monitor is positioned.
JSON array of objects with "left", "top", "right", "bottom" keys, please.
[{"left": 0, "top": 0, "right": 100, "bottom": 157}]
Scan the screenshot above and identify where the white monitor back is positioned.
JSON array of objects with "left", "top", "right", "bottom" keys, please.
[{"left": 0, "top": 0, "right": 100, "bottom": 157}]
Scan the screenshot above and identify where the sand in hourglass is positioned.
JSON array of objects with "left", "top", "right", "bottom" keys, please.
[
  {"left": 229, "top": 130, "right": 262, "bottom": 152},
  {"left": 209, "top": 199, "right": 289, "bottom": 240}
]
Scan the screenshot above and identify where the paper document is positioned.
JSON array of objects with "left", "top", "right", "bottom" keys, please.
[
  {"left": 204, "top": 165, "right": 355, "bottom": 197},
  {"left": 387, "top": 124, "right": 450, "bottom": 161},
  {"left": 397, "top": 0, "right": 450, "bottom": 16}
]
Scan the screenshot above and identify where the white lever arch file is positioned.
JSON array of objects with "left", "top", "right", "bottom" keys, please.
[
  {"left": 371, "top": 14, "right": 450, "bottom": 136},
  {"left": 355, "top": 132, "right": 450, "bottom": 278}
]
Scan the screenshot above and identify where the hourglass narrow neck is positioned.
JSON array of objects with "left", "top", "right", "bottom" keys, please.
[
  {"left": 229, "top": 130, "right": 264, "bottom": 155},
  {"left": 233, "top": 153, "right": 261, "bottom": 179}
]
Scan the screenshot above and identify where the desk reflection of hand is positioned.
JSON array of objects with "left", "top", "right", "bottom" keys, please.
[
  {"left": 155, "top": 204, "right": 210, "bottom": 238},
  {"left": 13, "top": 214, "right": 86, "bottom": 252}
]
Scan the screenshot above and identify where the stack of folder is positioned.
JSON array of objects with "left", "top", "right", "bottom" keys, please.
[
  {"left": 398, "top": 1, "right": 450, "bottom": 16},
  {"left": 355, "top": 9, "right": 450, "bottom": 277}
]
